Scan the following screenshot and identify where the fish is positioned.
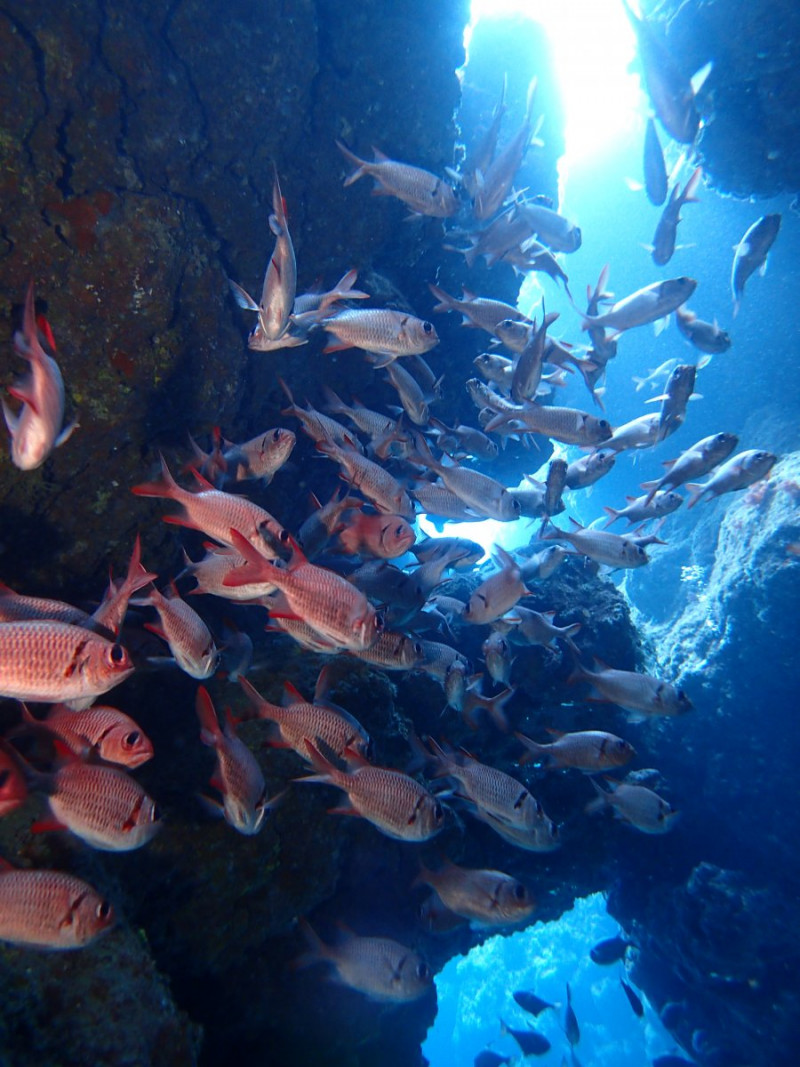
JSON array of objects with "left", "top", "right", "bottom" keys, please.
[
  {"left": 590, "top": 935, "right": 632, "bottom": 965},
  {"left": 484, "top": 403, "right": 612, "bottom": 448},
  {"left": 461, "top": 74, "right": 507, "bottom": 199},
  {"left": 569, "top": 657, "right": 692, "bottom": 719},
  {"left": 515, "top": 200, "right": 582, "bottom": 253},
  {"left": 2, "top": 282, "right": 76, "bottom": 471},
  {"left": 348, "top": 560, "right": 426, "bottom": 628},
  {"left": 0, "top": 621, "right": 134, "bottom": 705},
  {"left": 195, "top": 686, "right": 274, "bottom": 835},
  {"left": 499, "top": 1019, "right": 551, "bottom": 1056},
  {"left": 565, "top": 982, "right": 580, "bottom": 1046},
  {"left": 322, "top": 387, "right": 397, "bottom": 443},
  {"left": 180, "top": 544, "right": 275, "bottom": 602},
  {"left": 297, "top": 487, "right": 363, "bottom": 559},
  {"left": 650, "top": 167, "right": 701, "bottom": 266},
  {"left": 579, "top": 277, "right": 697, "bottom": 334},
  {"left": 511, "top": 311, "right": 558, "bottom": 404},
  {"left": 508, "top": 607, "right": 581, "bottom": 653},
  {"left": 656, "top": 363, "right": 697, "bottom": 440},
  {"left": 20, "top": 703, "right": 153, "bottom": 769},
  {"left": 412, "top": 537, "right": 483, "bottom": 571},
  {"left": 224, "top": 530, "right": 384, "bottom": 653},
  {"left": 731, "top": 214, "right": 781, "bottom": 315},
  {"left": 412, "top": 483, "right": 481, "bottom": 523},
  {"left": 474, "top": 1052, "right": 512, "bottom": 1067},
  {"left": 640, "top": 432, "right": 739, "bottom": 504},
  {"left": 463, "top": 547, "right": 529, "bottom": 625},
  {"left": 516, "top": 729, "right": 635, "bottom": 774},
  {"left": 90, "top": 535, "right": 158, "bottom": 637},
  {"left": 0, "top": 745, "right": 28, "bottom": 816},
  {"left": 425, "top": 738, "right": 543, "bottom": 831},
  {"left": 26, "top": 751, "right": 162, "bottom": 851},
  {"left": 623, "top": 1, "right": 709, "bottom": 143},
  {"left": 417, "top": 641, "right": 471, "bottom": 685},
  {"left": 542, "top": 520, "right": 650, "bottom": 569},
  {"left": 428, "top": 418, "right": 499, "bottom": 462},
  {"left": 482, "top": 631, "right": 514, "bottom": 687},
  {"left": 336, "top": 141, "right": 458, "bottom": 218},
  {"left": 338, "top": 510, "right": 416, "bottom": 559},
  {"left": 414, "top": 857, "right": 535, "bottom": 927},
  {"left": 643, "top": 117, "right": 668, "bottom": 206},
  {"left": 603, "top": 413, "right": 663, "bottom": 452},
  {"left": 472, "top": 77, "right": 539, "bottom": 220},
  {"left": 470, "top": 804, "right": 560, "bottom": 853},
  {"left": 213, "top": 427, "right": 296, "bottom": 486},
  {"left": 675, "top": 308, "right": 731, "bottom": 355},
  {"left": 132, "top": 454, "right": 286, "bottom": 551},
  {"left": 351, "top": 630, "right": 426, "bottom": 672},
  {"left": 602, "top": 490, "right": 683, "bottom": 528},
  {"left": 258, "top": 172, "right": 297, "bottom": 340},
  {"left": 411, "top": 433, "right": 521, "bottom": 522},
  {"left": 297, "top": 740, "right": 444, "bottom": 842},
  {"left": 685, "top": 449, "right": 778, "bottom": 508},
  {"left": 138, "top": 583, "right": 219, "bottom": 680},
  {"left": 620, "top": 978, "right": 645, "bottom": 1017},
  {"left": 0, "top": 861, "right": 114, "bottom": 949},
  {"left": 239, "top": 671, "right": 371, "bottom": 765},
  {"left": 587, "top": 777, "right": 679, "bottom": 834},
  {"left": 513, "top": 990, "right": 556, "bottom": 1017},
  {"left": 632, "top": 358, "right": 679, "bottom": 393},
  {"left": 280, "top": 378, "right": 363, "bottom": 451},
  {"left": 384, "top": 360, "right": 430, "bottom": 426},
  {"left": 321, "top": 307, "right": 439, "bottom": 367},
  {"left": 295, "top": 918, "right": 433, "bottom": 1001},
  {"left": 0, "top": 584, "right": 96, "bottom": 628},
  {"left": 316, "top": 437, "right": 416, "bottom": 519},
  {"left": 429, "top": 283, "right": 528, "bottom": 336},
  {"left": 565, "top": 450, "right": 616, "bottom": 489},
  {"left": 517, "top": 546, "right": 569, "bottom": 582}
]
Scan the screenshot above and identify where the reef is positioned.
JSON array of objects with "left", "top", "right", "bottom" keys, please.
[{"left": 644, "top": 0, "right": 800, "bottom": 200}]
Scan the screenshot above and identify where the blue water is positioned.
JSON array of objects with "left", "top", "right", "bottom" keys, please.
[{"left": 424, "top": 893, "right": 680, "bottom": 1066}]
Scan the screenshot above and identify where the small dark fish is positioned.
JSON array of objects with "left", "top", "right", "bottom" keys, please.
[
  {"left": 643, "top": 117, "right": 667, "bottom": 206},
  {"left": 620, "top": 978, "right": 645, "bottom": 1018},
  {"left": 474, "top": 1052, "right": 512, "bottom": 1067},
  {"left": 565, "top": 982, "right": 580, "bottom": 1046},
  {"left": 590, "top": 935, "right": 631, "bottom": 965},
  {"left": 512, "top": 990, "right": 556, "bottom": 1017},
  {"left": 653, "top": 1056, "right": 697, "bottom": 1067},
  {"left": 731, "top": 213, "right": 781, "bottom": 315},
  {"left": 500, "top": 1018, "right": 551, "bottom": 1056}
]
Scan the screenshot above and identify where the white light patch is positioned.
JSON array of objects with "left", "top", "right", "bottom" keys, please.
[
  {"left": 468, "top": 0, "right": 640, "bottom": 168},
  {"left": 416, "top": 514, "right": 533, "bottom": 559}
]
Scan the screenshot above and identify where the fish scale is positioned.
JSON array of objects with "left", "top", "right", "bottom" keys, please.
[
  {"left": 0, "top": 588, "right": 93, "bottom": 627},
  {"left": 33, "top": 704, "right": 153, "bottom": 769},
  {"left": 0, "top": 620, "right": 134, "bottom": 704},
  {"left": 431, "top": 746, "right": 539, "bottom": 830},
  {"left": 317, "top": 440, "right": 414, "bottom": 518},
  {"left": 47, "top": 760, "right": 161, "bottom": 851},
  {"left": 0, "top": 868, "right": 114, "bottom": 949},
  {"left": 143, "top": 586, "right": 218, "bottom": 679}
]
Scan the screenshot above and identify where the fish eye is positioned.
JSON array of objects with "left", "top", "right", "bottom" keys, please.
[
  {"left": 96, "top": 899, "right": 112, "bottom": 920},
  {"left": 124, "top": 731, "right": 141, "bottom": 748},
  {"left": 0, "top": 770, "right": 9, "bottom": 789},
  {"left": 110, "top": 644, "right": 126, "bottom": 664},
  {"left": 150, "top": 803, "right": 162, "bottom": 823},
  {"left": 599, "top": 420, "right": 611, "bottom": 432},
  {"left": 512, "top": 498, "right": 522, "bottom": 513},
  {"left": 417, "top": 961, "right": 431, "bottom": 981},
  {"left": 413, "top": 642, "right": 423, "bottom": 655},
  {"left": 513, "top": 883, "right": 527, "bottom": 901},
  {"left": 395, "top": 525, "right": 404, "bottom": 537},
  {"left": 374, "top": 613, "right": 385, "bottom": 632},
  {"left": 273, "top": 428, "right": 281, "bottom": 441},
  {"left": 433, "top": 801, "right": 444, "bottom": 822},
  {"left": 423, "top": 321, "right": 433, "bottom": 334}
]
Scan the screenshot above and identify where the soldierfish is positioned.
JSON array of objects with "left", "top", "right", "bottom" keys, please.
[
  {"left": 90, "top": 535, "right": 158, "bottom": 637},
  {"left": 587, "top": 777, "right": 679, "bottom": 834},
  {"left": 602, "top": 490, "right": 683, "bottom": 529},
  {"left": 195, "top": 686, "right": 274, "bottom": 835},
  {"left": 499, "top": 1019, "right": 551, "bottom": 1056},
  {"left": 565, "top": 450, "right": 616, "bottom": 489},
  {"left": 338, "top": 510, "right": 416, "bottom": 559},
  {"left": 516, "top": 729, "right": 635, "bottom": 773},
  {"left": 190, "top": 427, "right": 296, "bottom": 488},
  {"left": 0, "top": 862, "right": 114, "bottom": 949},
  {"left": 643, "top": 117, "right": 668, "bottom": 206},
  {"left": 296, "top": 918, "right": 433, "bottom": 1001},
  {"left": 579, "top": 277, "right": 696, "bottom": 334},
  {"left": 415, "top": 857, "right": 535, "bottom": 927},
  {"left": 472, "top": 77, "right": 539, "bottom": 221},
  {"left": 138, "top": 584, "right": 219, "bottom": 679},
  {"left": 316, "top": 437, "right": 415, "bottom": 519},
  {"left": 239, "top": 671, "right": 371, "bottom": 765},
  {"left": 675, "top": 307, "right": 731, "bottom": 355},
  {"left": 321, "top": 307, "right": 439, "bottom": 367},
  {"left": 463, "top": 547, "right": 528, "bottom": 625},
  {"left": 224, "top": 530, "right": 383, "bottom": 653},
  {"left": 650, "top": 167, "right": 701, "bottom": 266},
  {"left": 180, "top": 543, "right": 275, "bottom": 602},
  {"left": 515, "top": 200, "right": 582, "bottom": 253},
  {"left": 2, "top": 282, "right": 76, "bottom": 471},
  {"left": 258, "top": 172, "right": 297, "bottom": 340},
  {"left": 336, "top": 141, "right": 458, "bottom": 218},
  {"left": 542, "top": 519, "right": 650, "bottom": 569},
  {"left": 641, "top": 431, "right": 738, "bottom": 504},
  {"left": 686, "top": 449, "right": 777, "bottom": 508},
  {"left": 569, "top": 658, "right": 692, "bottom": 719},
  {"left": 411, "top": 433, "right": 521, "bottom": 522},
  {"left": 298, "top": 740, "right": 444, "bottom": 842},
  {"left": 0, "top": 621, "right": 134, "bottom": 705},
  {"left": 513, "top": 990, "right": 557, "bottom": 1017},
  {"left": 656, "top": 363, "right": 697, "bottom": 440},
  {"left": 429, "top": 283, "right": 528, "bottom": 337},
  {"left": 132, "top": 455, "right": 286, "bottom": 551},
  {"left": 731, "top": 214, "right": 781, "bottom": 315},
  {"left": 20, "top": 703, "right": 153, "bottom": 769}
]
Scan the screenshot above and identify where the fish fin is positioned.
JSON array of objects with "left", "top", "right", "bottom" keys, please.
[
  {"left": 195, "top": 686, "right": 222, "bottom": 745},
  {"left": 30, "top": 818, "right": 68, "bottom": 834},
  {"left": 282, "top": 680, "right": 306, "bottom": 705},
  {"left": 131, "top": 453, "right": 181, "bottom": 499},
  {"left": 327, "top": 805, "right": 362, "bottom": 817}
]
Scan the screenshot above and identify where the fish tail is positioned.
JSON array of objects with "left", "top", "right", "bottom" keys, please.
[
  {"left": 223, "top": 530, "right": 279, "bottom": 589},
  {"left": 336, "top": 140, "right": 367, "bottom": 186},
  {"left": 486, "top": 686, "right": 515, "bottom": 733},
  {"left": 685, "top": 482, "right": 706, "bottom": 509},
  {"left": 291, "top": 917, "right": 333, "bottom": 970},
  {"left": 602, "top": 506, "right": 620, "bottom": 528},
  {"left": 121, "top": 534, "right": 158, "bottom": 599},
  {"left": 131, "top": 453, "right": 181, "bottom": 500},
  {"left": 195, "top": 686, "right": 222, "bottom": 746},
  {"left": 427, "top": 283, "right": 456, "bottom": 314}
]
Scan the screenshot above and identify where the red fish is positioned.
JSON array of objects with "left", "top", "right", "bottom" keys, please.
[{"left": 0, "top": 860, "right": 114, "bottom": 949}]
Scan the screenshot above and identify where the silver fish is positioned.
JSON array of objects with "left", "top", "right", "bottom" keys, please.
[
  {"left": 580, "top": 277, "right": 696, "bottom": 334},
  {"left": 641, "top": 431, "right": 738, "bottom": 504},
  {"left": 686, "top": 449, "right": 778, "bottom": 508},
  {"left": 731, "top": 214, "right": 781, "bottom": 315},
  {"left": 337, "top": 141, "right": 458, "bottom": 218},
  {"left": 321, "top": 307, "right": 438, "bottom": 367}
]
